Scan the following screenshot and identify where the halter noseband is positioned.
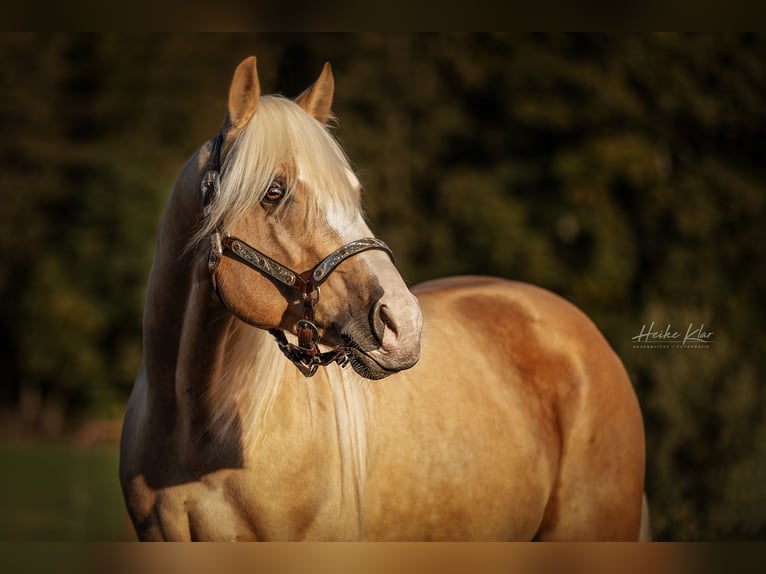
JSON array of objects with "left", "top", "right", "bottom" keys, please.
[{"left": 201, "top": 133, "right": 394, "bottom": 377}]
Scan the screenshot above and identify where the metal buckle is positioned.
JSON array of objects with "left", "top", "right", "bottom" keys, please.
[{"left": 296, "top": 319, "right": 320, "bottom": 351}]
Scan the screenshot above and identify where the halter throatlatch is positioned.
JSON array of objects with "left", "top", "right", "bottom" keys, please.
[{"left": 201, "top": 132, "right": 395, "bottom": 377}]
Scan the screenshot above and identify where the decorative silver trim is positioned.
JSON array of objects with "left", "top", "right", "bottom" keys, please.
[
  {"left": 312, "top": 238, "right": 393, "bottom": 283},
  {"left": 230, "top": 240, "right": 297, "bottom": 287}
]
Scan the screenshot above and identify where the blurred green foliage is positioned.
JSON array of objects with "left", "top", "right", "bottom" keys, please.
[
  {"left": 0, "top": 441, "right": 128, "bottom": 540},
  {"left": 0, "top": 33, "right": 764, "bottom": 540}
]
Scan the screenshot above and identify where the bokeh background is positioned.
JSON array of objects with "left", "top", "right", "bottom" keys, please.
[{"left": 0, "top": 33, "right": 764, "bottom": 541}]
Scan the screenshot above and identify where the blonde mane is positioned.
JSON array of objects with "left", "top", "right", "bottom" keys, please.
[{"left": 192, "top": 95, "right": 360, "bottom": 247}]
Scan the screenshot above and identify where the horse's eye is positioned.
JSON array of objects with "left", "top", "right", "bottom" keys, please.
[{"left": 263, "top": 180, "right": 286, "bottom": 204}]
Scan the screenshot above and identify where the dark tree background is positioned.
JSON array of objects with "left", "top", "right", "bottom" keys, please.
[{"left": 1, "top": 33, "right": 764, "bottom": 540}]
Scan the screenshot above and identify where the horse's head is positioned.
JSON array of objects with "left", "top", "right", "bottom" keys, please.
[{"left": 196, "top": 56, "right": 422, "bottom": 379}]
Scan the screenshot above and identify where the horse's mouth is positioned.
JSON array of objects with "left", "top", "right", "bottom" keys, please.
[{"left": 341, "top": 334, "right": 399, "bottom": 380}]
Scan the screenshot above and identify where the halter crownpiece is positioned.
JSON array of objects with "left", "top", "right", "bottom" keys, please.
[{"left": 201, "top": 132, "right": 395, "bottom": 377}]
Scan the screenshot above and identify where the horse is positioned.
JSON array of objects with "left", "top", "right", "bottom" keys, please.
[{"left": 119, "top": 56, "right": 647, "bottom": 541}]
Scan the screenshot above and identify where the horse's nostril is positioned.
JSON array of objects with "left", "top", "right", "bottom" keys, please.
[
  {"left": 379, "top": 304, "right": 397, "bottom": 336},
  {"left": 370, "top": 301, "right": 397, "bottom": 346}
]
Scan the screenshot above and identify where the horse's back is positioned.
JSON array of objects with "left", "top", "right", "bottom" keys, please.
[{"left": 407, "top": 276, "right": 646, "bottom": 540}]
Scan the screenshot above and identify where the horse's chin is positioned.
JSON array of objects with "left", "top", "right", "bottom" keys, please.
[
  {"left": 347, "top": 347, "right": 398, "bottom": 380},
  {"left": 345, "top": 345, "right": 420, "bottom": 380}
]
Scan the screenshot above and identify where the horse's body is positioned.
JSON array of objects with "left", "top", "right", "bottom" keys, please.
[{"left": 120, "top": 57, "right": 646, "bottom": 541}]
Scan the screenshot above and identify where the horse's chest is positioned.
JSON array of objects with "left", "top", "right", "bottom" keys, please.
[{"left": 134, "top": 387, "right": 556, "bottom": 541}]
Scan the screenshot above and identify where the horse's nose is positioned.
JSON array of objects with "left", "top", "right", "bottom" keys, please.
[{"left": 369, "top": 291, "right": 422, "bottom": 370}]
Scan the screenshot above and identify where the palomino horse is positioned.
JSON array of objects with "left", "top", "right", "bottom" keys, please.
[{"left": 119, "top": 56, "right": 647, "bottom": 541}]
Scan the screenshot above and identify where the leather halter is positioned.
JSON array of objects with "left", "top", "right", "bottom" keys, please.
[{"left": 201, "top": 133, "right": 394, "bottom": 377}]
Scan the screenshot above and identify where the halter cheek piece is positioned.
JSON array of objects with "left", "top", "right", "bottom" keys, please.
[{"left": 201, "top": 133, "right": 395, "bottom": 377}]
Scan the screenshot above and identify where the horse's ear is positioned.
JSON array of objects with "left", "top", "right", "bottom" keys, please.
[
  {"left": 228, "top": 56, "right": 261, "bottom": 130},
  {"left": 295, "top": 62, "right": 335, "bottom": 124}
]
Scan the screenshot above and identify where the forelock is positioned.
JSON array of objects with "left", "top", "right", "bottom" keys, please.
[{"left": 191, "top": 96, "right": 360, "bottom": 247}]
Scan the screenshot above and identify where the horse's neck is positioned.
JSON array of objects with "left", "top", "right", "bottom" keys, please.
[
  {"left": 141, "top": 156, "right": 245, "bottom": 456},
  {"left": 140, "top": 164, "right": 307, "bottom": 461}
]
